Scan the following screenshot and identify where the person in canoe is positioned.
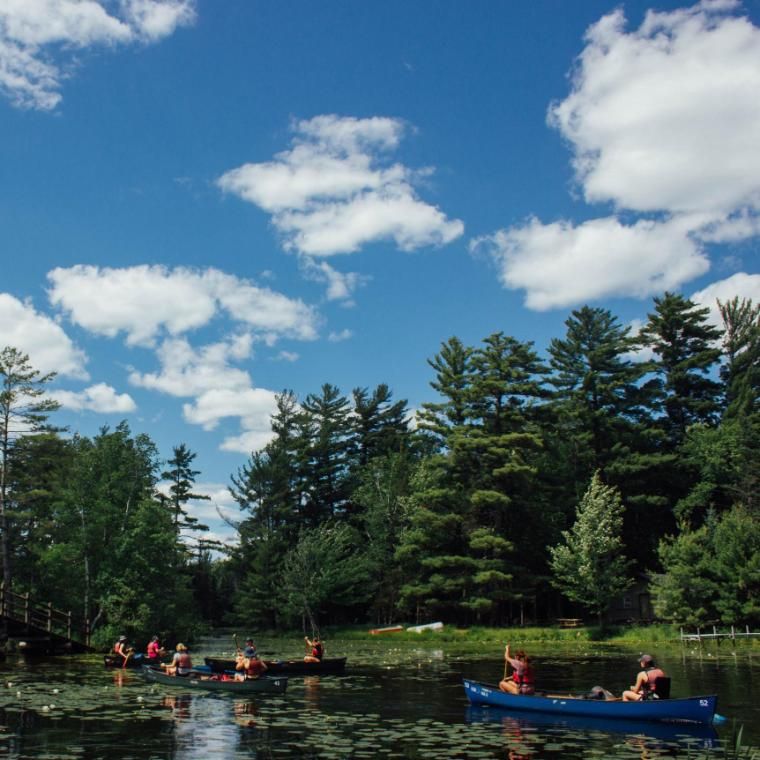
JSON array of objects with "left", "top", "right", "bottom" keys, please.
[
  {"left": 243, "top": 638, "right": 257, "bottom": 658},
  {"left": 163, "top": 643, "right": 193, "bottom": 676},
  {"left": 499, "top": 644, "right": 535, "bottom": 695},
  {"left": 622, "top": 654, "right": 667, "bottom": 701},
  {"left": 235, "top": 651, "right": 268, "bottom": 681},
  {"left": 304, "top": 635, "right": 323, "bottom": 663},
  {"left": 146, "top": 635, "right": 165, "bottom": 664},
  {"left": 113, "top": 635, "right": 133, "bottom": 665}
]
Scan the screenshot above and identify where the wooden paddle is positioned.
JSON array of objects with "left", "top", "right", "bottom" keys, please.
[
  {"left": 122, "top": 650, "right": 132, "bottom": 670},
  {"left": 503, "top": 643, "right": 510, "bottom": 682},
  {"left": 233, "top": 633, "right": 240, "bottom": 653}
]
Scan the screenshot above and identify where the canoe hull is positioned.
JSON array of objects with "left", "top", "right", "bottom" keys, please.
[
  {"left": 204, "top": 656, "right": 347, "bottom": 676},
  {"left": 141, "top": 665, "right": 287, "bottom": 694},
  {"left": 466, "top": 705, "right": 718, "bottom": 745},
  {"left": 463, "top": 679, "right": 717, "bottom": 725}
]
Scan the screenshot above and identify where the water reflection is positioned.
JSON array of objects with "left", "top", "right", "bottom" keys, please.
[
  {"left": 0, "top": 638, "right": 755, "bottom": 758},
  {"left": 467, "top": 704, "right": 718, "bottom": 754}
]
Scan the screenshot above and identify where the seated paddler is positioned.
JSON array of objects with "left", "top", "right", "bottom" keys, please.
[
  {"left": 498, "top": 643, "right": 535, "bottom": 695},
  {"left": 622, "top": 654, "right": 668, "bottom": 701},
  {"left": 235, "top": 652, "right": 268, "bottom": 681}
]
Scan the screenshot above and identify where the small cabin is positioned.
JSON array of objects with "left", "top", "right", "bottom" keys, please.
[{"left": 605, "top": 578, "right": 653, "bottom": 624}]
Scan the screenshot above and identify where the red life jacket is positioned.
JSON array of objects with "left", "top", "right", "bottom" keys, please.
[
  {"left": 176, "top": 653, "right": 192, "bottom": 672},
  {"left": 512, "top": 664, "right": 535, "bottom": 688},
  {"left": 312, "top": 642, "right": 323, "bottom": 659},
  {"left": 642, "top": 668, "right": 665, "bottom": 695}
]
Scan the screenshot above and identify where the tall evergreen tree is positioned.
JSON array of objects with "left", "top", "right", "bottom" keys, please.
[
  {"left": 719, "top": 296, "right": 760, "bottom": 418},
  {"left": 160, "top": 443, "right": 210, "bottom": 536},
  {"left": 300, "top": 384, "right": 353, "bottom": 522},
  {"left": 0, "top": 347, "right": 60, "bottom": 586},
  {"left": 418, "top": 337, "right": 473, "bottom": 445},
  {"left": 548, "top": 306, "right": 647, "bottom": 481},
  {"left": 638, "top": 292, "right": 723, "bottom": 445},
  {"left": 352, "top": 384, "right": 409, "bottom": 466}
]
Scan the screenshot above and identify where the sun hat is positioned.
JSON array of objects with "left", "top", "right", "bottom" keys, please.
[{"left": 639, "top": 654, "right": 655, "bottom": 666}]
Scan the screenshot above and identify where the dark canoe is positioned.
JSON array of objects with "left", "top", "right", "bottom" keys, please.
[
  {"left": 204, "top": 656, "right": 347, "bottom": 676},
  {"left": 463, "top": 679, "right": 717, "bottom": 725},
  {"left": 104, "top": 653, "right": 151, "bottom": 669},
  {"left": 141, "top": 665, "right": 288, "bottom": 694}
]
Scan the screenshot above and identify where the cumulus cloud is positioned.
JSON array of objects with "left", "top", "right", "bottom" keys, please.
[
  {"left": 217, "top": 114, "right": 464, "bottom": 256},
  {"left": 0, "top": 0, "right": 195, "bottom": 110},
  {"left": 549, "top": 0, "right": 760, "bottom": 223},
  {"left": 0, "top": 292, "right": 88, "bottom": 378},
  {"left": 129, "top": 335, "right": 254, "bottom": 396},
  {"left": 473, "top": 216, "right": 709, "bottom": 310},
  {"left": 51, "top": 382, "right": 137, "bottom": 413},
  {"left": 481, "top": 1, "right": 760, "bottom": 309},
  {"left": 47, "top": 265, "right": 319, "bottom": 346},
  {"left": 299, "top": 258, "right": 365, "bottom": 303},
  {"left": 130, "top": 334, "right": 287, "bottom": 453},
  {"left": 183, "top": 386, "right": 278, "bottom": 453},
  {"left": 328, "top": 328, "right": 353, "bottom": 343},
  {"left": 691, "top": 271, "right": 760, "bottom": 326}
]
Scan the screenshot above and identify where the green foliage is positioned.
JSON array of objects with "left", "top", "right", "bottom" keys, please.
[
  {"left": 549, "top": 472, "right": 633, "bottom": 622},
  {"left": 278, "top": 522, "right": 373, "bottom": 632},
  {"left": 653, "top": 507, "right": 760, "bottom": 625}
]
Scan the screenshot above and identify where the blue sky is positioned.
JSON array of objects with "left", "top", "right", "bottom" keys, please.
[{"left": 2, "top": 0, "right": 759, "bottom": 545}]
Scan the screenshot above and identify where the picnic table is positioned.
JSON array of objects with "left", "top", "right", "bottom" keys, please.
[{"left": 557, "top": 618, "right": 583, "bottom": 628}]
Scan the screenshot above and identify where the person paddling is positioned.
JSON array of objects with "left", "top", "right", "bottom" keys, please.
[
  {"left": 498, "top": 643, "right": 535, "bottom": 695},
  {"left": 235, "top": 651, "right": 268, "bottom": 681},
  {"left": 113, "top": 635, "right": 132, "bottom": 665},
  {"left": 622, "top": 654, "right": 667, "bottom": 701},
  {"left": 163, "top": 643, "right": 193, "bottom": 676},
  {"left": 146, "top": 635, "right": 165, "bottom": 664},
  {"left": 304, "top": 635, "right": 323, "bottom": 663}
]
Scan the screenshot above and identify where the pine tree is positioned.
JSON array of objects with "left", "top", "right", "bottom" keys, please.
[
  {"left": 0, "top": 347, "right": 60, "bottom": 586},
  {"left": 300, "top": 384, "right": 353, "bottom": 522},
  {"left": 160, "top": 443, "right": 210, "bottom": 536},
  {"left": 638, "top": 292, "right": 723, "bottom": 445}
]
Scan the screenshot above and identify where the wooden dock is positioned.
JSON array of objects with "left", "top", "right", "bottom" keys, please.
[
  {"left": 0, "top": 582, "right": 93, "bottom": 654},
  {"left": 680, "top": 625, "right": 758, "bottom": 643}
]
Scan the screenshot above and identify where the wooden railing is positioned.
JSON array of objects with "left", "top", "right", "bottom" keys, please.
[{"left": 0, "top": 582, "right": 90, "bottom": 647}]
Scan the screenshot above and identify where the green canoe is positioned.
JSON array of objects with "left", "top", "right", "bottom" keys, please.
[{"left": 141, "top": 665, "right": 288, "bottom": 694}]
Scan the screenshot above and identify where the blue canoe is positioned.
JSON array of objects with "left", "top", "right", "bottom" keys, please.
[
  {"left": 463, "top": 679, "right": 718, "bottom": 725},
  {"left": 466, "top": 704, "right": 718, "bottom": 746}
]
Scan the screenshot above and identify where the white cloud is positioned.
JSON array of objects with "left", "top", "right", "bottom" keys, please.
[
  {"left": 299, "top": 258, "right": 365, "bottom": 303},
  {"left": 274, "top": 350, "right": 299, "bottom": 362},
  {"left": 0, "top": 292, "right": 88, "bottom": 378},
  {"left": 328, "top": 328, "right": 353, "bottom": 342},
  {"left": 219, "top": 429, "right": 277, "bottom": 454},
  {"left": 473, "top": 215, "right": 709, "bottom": 310},
  {"left": 479, "top": 1, "right": 760, "bottom": 310},
  {"left": 122, "top": 0, "right": 196, "bottom": 41},
  {"left": 47, "top": 265, "right": 319, "bottom": 346},
  {"left": 129, "top": 335, "right": 254, "bottom": 397},
  {"left": 549, "top": 1, "right": 760, "bottom": 223},
  {"left": 183, "top": 387, "right": 277, "bottom": 432},
  {"left": 691, "top": 271, "right": 760, "bottom": 326},
  {"left": 217, "top": 114, "right": 464, "bottom": 256},
  {"left": 51, "top": 382, "right": 136, "bottom": 413},
  {"left": 0, "top": 0, "right": 195, "bottom": 110}
]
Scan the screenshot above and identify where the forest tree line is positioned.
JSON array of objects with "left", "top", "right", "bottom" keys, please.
[{"left": 1, "top": 291, "right": 758, "bottom": 646}]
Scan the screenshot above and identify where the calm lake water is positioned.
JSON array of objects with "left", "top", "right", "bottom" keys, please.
[{"left": 0, "top": 634, "right": 757, "bottom": 758}]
